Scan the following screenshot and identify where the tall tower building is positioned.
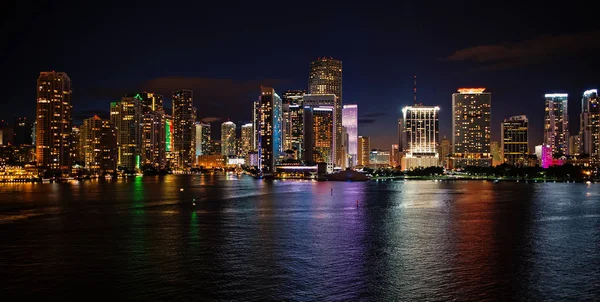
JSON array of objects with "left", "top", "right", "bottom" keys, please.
[
  {"left": 252, "top": 100, "right": 261, "bottom": 151},
  {"left": 342, "top": 104, "right": 358, "bottom": 167},
  {"left": 172, "top": 89, "right": 196, "bottom": 169},
  {"left": 141, "top": 109, "right": 166, "bottom": 168},
  {"left": 241, "top": 123, "right": 253, "bottom": 158},
  {"left": 303, "top": 94, "right": 338, "bottom": 166},
  {"left": 80, "top": 115, "right": 117, "bottom": 172},
  {"left": 357, "top": 136, "right": 370, "bottom": 166},
  {"left": 110, "top": 95, "right": 142, "bottom": 171},
  {"left": 221, "top": 121, "right": 237, "bottom": 156},
  {"left": 258, "top": 87, "right": 282, "bottom": 173},
  {"left": 127, "top": 92, "right": 163, "bottom": 113},
  {"left": 580, "top": 89, "right": 598, "bottom": 161},
  {"left": 14, "top": 117, "right": 33, "bottom": 146},
  {"left": 35, "top": 71, "right": 72, "bottom": 172},
  {"left": 281, "top": 90, "right": 305, "bottom": 155},
  {"left": 544, "top": 93, "right": 569, "bottom": 156},
  {"left": 439, "top": 136, "right": 451, "bottom": 168},
  {"left": 401, "top": 105, "right": 440, "bottom": 170},
  {"left": 451, "top": 88, "right": 492, "bottom": 167},
  {"left": 308, "top": 57, "right": 343, "bottom": 167},
  {"left": 303, "top": 106, "right": 335, "bottom": 172},
  {"left": 199, "top": 122, "right": 212, "bottom": 155},
  {"left": 501, "top": 115, "right": 528, "bottom": 166}
]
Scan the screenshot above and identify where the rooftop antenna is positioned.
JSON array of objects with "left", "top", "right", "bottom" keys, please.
[{"left": 413, "top": 75, "right": 417, "bottom": 105}]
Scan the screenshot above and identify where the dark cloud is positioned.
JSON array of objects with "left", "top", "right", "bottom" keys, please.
[
  {"left": 358, "top": 118, "right": 377, "bottom": 125},
  {"left": 445, "top": 31, "right": 600, "bottom": 70},
  {"left": 362, "top": 112, "right": 387, "bottom": 118},
  {"left": 200, "top": 117, "right": 221, "bottom": 123}
]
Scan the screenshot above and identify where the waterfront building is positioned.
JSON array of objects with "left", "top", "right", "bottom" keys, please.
[
  {"left": 544, "top": 93, "right": 569, "bottom": 156},
  {"left": 240, "top": 123, "right": 253, "bottom": 159},
  {"left": 14, "top": 117, "right": 33, "bottom": 146},
  {"left": 303, "top": 94, "right": 338, "bottom": 167},
  {"left": 357, "top": 136, "right": 370, "bottom": 166},
  {"left": 401, "top": 105, "right": 440, "bottom": 170},
  {"left": 282, "top": 90, "right": 305, "bottom": 154},
  {"left": 172, "top": 89, "right": 196, "bottom": 169},
  {"left": 490, "top": 141, "right": 502, "bottom": 166},
  {"left": 342, "top": 104, "right": 358, "bottom": 167},
  {"left": 35, "top": 71, "right": 72, "bottom": 172},
  {"left": 110, "top": 95, "right": 142, "bottom": 171},
  {"left": 197, "top": 155, "right": 226, "bottom": 169},
  {"left": 501, "top": 115, "right": 528, "bottom": 166},
  {"left": 252, "top": 100, "right": 260, "bottom": 151},
  {"left": 71, "top": 126, "right": 81, "bottom": 164},
  {"left": 126, "top": 92, "right": 163, "bottom": 113},
  {"left": 391, "top": 144, "right": 399, "bottom": 167},
  {"left": 141, "top": 109, "right": 166, "bottom": 168},
  {"left": 451, "top": 88, "right": 492, "bottom": 167},
  {"left": 221, "top": 121, "right": 236, "bottom": 156},
  {"left": 258, "top": 87, "right": 282, "bottom": 173},
  {"left": 569, "top": 134, "right": 581, "bottom": 156},
  {"left": 80, "top": 115, "right": 117, "bottom": 172},
  {"left": 580, "top": 89, "right": 599, "bottom": 161},
  {"left": 303, "top": 106, "right": 334, "bottom": 172},
  {"left": 439, "top": 136, "right": 451, "bottom": 168}
]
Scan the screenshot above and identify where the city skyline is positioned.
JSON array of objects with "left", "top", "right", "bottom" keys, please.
[{"left": 3, "top": 2, "right": 600, "bottom": 150}]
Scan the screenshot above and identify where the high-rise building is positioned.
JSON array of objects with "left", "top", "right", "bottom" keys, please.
[
  {"left": 401, "top": 105, "right": 440, "bottom": 170},
  {"left": 451, "top": 88, "right": 492, "bottom": 167},
  {"left": 127, "top": 92, "right": 163, "bottom": 113},
  {"left": 282, "top": 90, "right": 305, "bottom": 153},
  {"left": 501, "top": 115, "right": 528, "bottom": 166},
  {"left": 303, "top": 94, "right": 338, "bottom": 166},
  {"left": 198, "top": 122, "right": 211, "bottom": 155},
  {"left": 303, "top": 106, "right": 334, "bottom": 172},
  {"left": 490, "top": 141, "right": 502, "bottom": 166},
  {"left": 221, "top": 121, "right": 236, "bottom": 156},
  {"left": 308, "top": 57, "right": 342, "bottom": 167},
  {"left": 35, "top": 71, "right": 72, "bottom": 172},
  {"left": 580, "top": 89, "right": 598, "bottom": 161},
  {"left": 71, "top": 126, "right": 81, "bottom": 164},
  {"left": 340, "top": 126, "right": 349, "bottom": 169},
  {"left": 195, "top": 122, "right": 203, "bottom": 158},
  {"left": 141, "top": 109, "right": 166, "bottom": 168},
  {"left": 252, "top": 100, "right": 261, "bottom": 151},
  {"left": 342, "top": 104, "right": 358, "bottom": 167},
  {"left": 439, "top": 136, "right": 451, "bottom": 168},
  {"left": 172, "top": 89, "right": 196, "bottom": 169},
  {"left": 241, "top": 123, "right": 253, "bottom": 159},
  {"left": 569, "top": 134, "right": 581, "bottom": 156},
  {"left": 544, "top": 93, "right": 569, "bottom": 156},
  {"left": 110, "top": 96, "right": 142, "bottom": 171},
  {"left": 258, "top": 87, "right": 282, "bottom": 173},
  {"left": 165, "top": 115, "right": 174, "bottom": 166},
  {"left": 357, "top": 136, "right": 370, "bottom": 166},
  {"left": 369, "top": 149, "right": 391, "bottom": 166},
  {"left": 14, "top": 117, "right": 33, "bottom": 146},
  {"left": 391, "top": 144, "right": 399, "bottom": 167},
  {"left": 80, "top": 115, "right": 117, "bottom": 172}
]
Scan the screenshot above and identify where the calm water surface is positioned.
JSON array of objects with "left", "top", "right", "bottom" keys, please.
[{"left": 0, "top": 174, "right": 599, "bottom": 300}]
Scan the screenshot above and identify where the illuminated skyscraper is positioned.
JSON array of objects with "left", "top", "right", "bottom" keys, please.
[
  {"left": 35, "top": 71, "right": 72, "bottom": 172},
  {"left": 303, "top": 94, "right": 338, "bottom": 166},
  {"left": 308, "top": 57, "right": 342, "bottom": 167},
  {"left": 452, "top": 88, "right": 492, "bottom": 167},
  {"left": 490, "top": 141, "right": 502, "bottom": 166},
  {"left": 110, "top": 95, "right": 142, "bottom": 171},
  {"left": 439, "top": 136, "right": 451, "bottom": 168},
  {"left": 342, "top": 104, "right": 358, "bottom": 167},
  {"left": 252, "top": 100, "right": 260, "bottom": 151},
  {"left": 282, "top": 90, "right": 305, "bottom": 155},
  {"left": 164, "top": 115, "right": 174, "bottom": 166},
  {"left": 569, "top": 134, "right": 581, "bottom": 156},
  {"left": 80, "top": 115, "right": 117, "bottom": 172},
  {"left": 357, "top": 136, "right": 370, "bottom": 166},
  {"left": 141, "top": 109, "right": 166, "bottom": 168},
  {"left": 198, "top": 122, "right": 211, "bottom": 155},
  {"left": 401, "top": 105, "right": 440, "bottom": 170},
  {"left": 544, "top": 93, "right": 569, "bottom": 156},
  {"left": 172, "top": 89, "right": 196, "bottom": 169},
  {"left": 258, "top": 87, "right": 282, "bottom": 173},
  {"left": 127, "top": 92, "right": 163, "bottom": 113},
  {"left": 71, "top": 126, "right": 81, "bottom": 164},
  {"left": 303, "top": 106, "right": 334, "bottom": 172},
  {"left": 241, "top": 123, "right": 253, "bottom": 158},
  {"left": 580, "top": 89, "right": 599, "bottom": 161},
  {"left": 221, "top": 121, "right": 236, "bottom": 156},
  {"left": 501, "top": 115, "right": 528, "bottom": 166}
]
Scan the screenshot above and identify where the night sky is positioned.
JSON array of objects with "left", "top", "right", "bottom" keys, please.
[{"left": 2, "top": 1, "right": 600, "bottom": 149}]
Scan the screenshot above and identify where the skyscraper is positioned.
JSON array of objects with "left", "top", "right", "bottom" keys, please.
[
  {"left": 580, "top": 89, "right": 598, "bottom": 161},
  {"left": 141, "top": 109, "right": 166, "bottom": 168},
  {"left": 80, "top": 115, "right": 117, "bottom": 172},
  {"left": 258, "top": 87, "right": 282, "bottom": 173},
  {"left": 221, "top": 121, "right": 236, "bottom": 156},
  {"left": 439, "top": 136, "right": 451, "bottom": 168},
  {"left": 127, "top": 92, "right": 163, "bottom": 113},
  {"left": 544, "top": 93, "right": 569, "bottom": 156},
  {"left": 342, "top": 104, "right": 358, "bottom": 167},
  {"left": 490, "top": 141, "right": 502, "bottom": 166},
  {"left": 303, "top": 106, "right": 334, "bottom": 172},
  {"left": 308, "top": 57, "right": 342, "bottom": 167},
  {"left": 401, "top": 105, "right": 440, "bottom": 170},
  {"left": 199, "top": 122, "right": 212, "bottom": 155},
  {"left": 172, "top": 89, "right": 196, "bottom": 169},
  {"left": 14, "top": 117, "right": 33, "bottom": 146},
  {"left": 252, "top": 100, "right": 261, "bottom": 151},
  {"left": 35, "top": 71, "right": 72, "bottom": 172},
  {"left": 282, "top": 90, "right": 305, "bottom": 155},
  {"left": 303, "top": 94, "right": 338, "bottom": 166},
  {"left": 241, "top": 123, "right": 253, "bottom": 159},
  {"left": 451, "top": 88, "right": 492, "bottom": 167},
  {"left": 501, "top": 115, "right": 528, "bottom": 166},
  {"left": 110, "top": 95, "right": 142, "bottom": 171},
  {"left": 357, "top": 136, "right": 370, "bottom": 166},
  {"left": 195, "top": 122, "right": 203, "bottom": 158},
  {"left": 569, "top": 134, "right": 581, "bottom": 156}
]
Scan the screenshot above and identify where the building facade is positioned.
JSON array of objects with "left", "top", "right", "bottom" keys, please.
[
  {"left": 342, "top": 104, "right": 358, "bottom": 167},
  {"left": 240, "top": 123, "right": 253, "bottom": 159},
  {"left": 544, "top": 93, "right": 569, "bottom": 156},
  {"left": 401, "top": 105, "right": 440, "bottom": 170},
  {"left": 80, "top": 115, "right": 117, "bottom": 172},
  {"left": 221, "top": 121, "right": 236, "bottom": 156},
  {"left": 501, "top": 115, "right": 528, "bottom": 166},
  {"left": 35, "top": 71, "right": 72, "bottom": 172},
  {"left": 451, "top": 88, "right": 492, "bottom": 167},
  {"left": 303, "top": 106, "right": 334, "bottom": 172},
  {"left": 282, "top": 90, "right": 305, "bottom": 154},
  {"left": 357, "top": 136, "right": 370, "bottom": 166},
  {"left": 439, "top": 136, "right": 451, "bottom": 168},
  {"left": 172, "top": 89, "right": 196, "bottom": 169},
  {"left": 110, "top": 96, "right": 142, "bottom": 171},
  {"left": 580, "top": 89, "right": 599, "bottom": 161},
  {"left": 258, "top": 87, "right": 282, "bottom": 173},
  {"left": 141, "top": 109, "right": 166, "bottom": 168}
]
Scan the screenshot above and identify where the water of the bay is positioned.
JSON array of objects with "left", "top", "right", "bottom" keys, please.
[{"left": 0, "top": 174, "right": 599, "bottom": 300}]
